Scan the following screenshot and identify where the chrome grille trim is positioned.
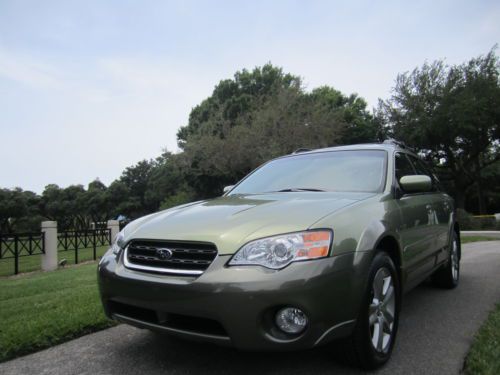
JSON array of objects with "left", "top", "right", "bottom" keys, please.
[
  {"left": 123, "top": 240, "right": 218, "bottom": 276},
  {"left": 123, "top": 248, "right": 204, "bottom": 275}
]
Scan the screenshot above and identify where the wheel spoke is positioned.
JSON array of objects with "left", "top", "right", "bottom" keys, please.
[
  {"left": 371, "top": 321, "right": 381, "bottom": 349},
  {"left": 376, "top": 316, "right": 385, "bottom": 351},
  {"left": 373, "top": 271, "right": 385, "bottom": 299},
  {"left": 451, "top": 238, "right": 459, "bottom": 281},
  {"left": 382, "top": 285, "right": 394, "bottom": 306},
  {"left": 369, "top": 303, "right": 378, "bottom": 326},
  {"left": 382, "top": 275, "right": 392, "bottom": 296}
]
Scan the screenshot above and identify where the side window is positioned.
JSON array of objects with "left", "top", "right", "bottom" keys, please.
[
  {"left": 408, "top": 155, "right": 439, "bottom": 191},
  {"left": 395, "top": 153, "right": 416, "bottom": 182}
]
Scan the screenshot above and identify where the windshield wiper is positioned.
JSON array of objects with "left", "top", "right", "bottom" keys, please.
[{"left": 272, "top": 188, "right": 326, "bottom": 192}]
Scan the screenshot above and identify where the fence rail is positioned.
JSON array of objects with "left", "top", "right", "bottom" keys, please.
[
  {"left": 0, "top": 232, "right": 45, "bottom": 274},
  {"left": 58, "top": 228, "right": 112, "bottom": 264},
  {"left": 0, "top": 227, "right": 113, "bottom": 276}
]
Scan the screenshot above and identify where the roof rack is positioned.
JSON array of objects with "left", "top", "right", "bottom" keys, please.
[
  {"left": 293, "top": 148, "right": 312, "bottom": 154},
  {"left": 382, "top": 139, "right": 407, "bottom": 149}
]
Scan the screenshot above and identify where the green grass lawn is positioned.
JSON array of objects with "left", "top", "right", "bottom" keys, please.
[
  {"left": 461, "top": 236, "right": 500, "bottom": 244},
  {"left": 0, "top": 262, "right": 115, "bottom": 362},
  {"left": 0, "top": 245, "right": 109, "bottom": 277},
  {"left": 465, "top": 304, "right": 500, "bottom": 375}
]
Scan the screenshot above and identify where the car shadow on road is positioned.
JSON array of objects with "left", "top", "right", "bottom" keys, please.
[
  {"left": 126, "top": 329, "right": 366, "bottom": 374},
  {"left": 112, "top": 325, "right": 364, "bottom": 374}
]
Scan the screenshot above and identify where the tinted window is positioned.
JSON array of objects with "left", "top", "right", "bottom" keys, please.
[
  {"left": 408, "top": 156, "right": 429, "bottom": 176},
  {"left": 229, "top": 150, "right": 387, "bottom": 194},
  {"left": 408, "top": 155, "right": 440, "bottom": 191},
  {"left": 395, "top": 153, "right": 415, "bottom": 182}
]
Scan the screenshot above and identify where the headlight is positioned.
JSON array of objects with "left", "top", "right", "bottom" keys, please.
[
  {"left": 228, "top": 230, "right": 332, "bottom": 270},
  {"left": 110, "top": 230, "right": 126, "bottom": 255}
]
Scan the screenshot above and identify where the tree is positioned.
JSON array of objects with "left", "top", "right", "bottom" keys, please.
[
  {"left": 83, "top": 179, "right": 111, "bottom": 227},
  {"left": 0, "top": 188, "right": 42, "bottom": 233},
  {"left": 40, "top": 184, "right": 87, "bottom": 230},
  {"left": 117, "top": 159, "right": 159, "bottom": 217},
  {"left": 177, "top": 64, "right": 301, "bottom": 147},
  {"left": 378, "top": 49, "right": 500, "bottom": 211},
  {"left": 177, "top": 64, "right": 379, "bottom": 198}
]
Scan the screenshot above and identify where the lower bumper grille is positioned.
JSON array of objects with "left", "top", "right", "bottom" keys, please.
[
  {"left": 124, "top": 240, "right": 218, "bottom": 276},
  {"left": 108, "top": 301, "right": 228, "bottom": 338}
]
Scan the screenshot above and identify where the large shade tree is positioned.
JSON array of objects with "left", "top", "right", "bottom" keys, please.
[
  {"left": 177, "top": 64, "right": 380, "bottom": 198},
  {"left": 378, "top": 49, "right": 500, "bottom": 211}
]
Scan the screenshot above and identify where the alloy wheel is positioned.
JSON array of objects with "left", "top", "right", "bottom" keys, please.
[
  {"left": 451, "top": 238, "right": 459, "bottom": 282},
  {"left": 369, "top": 267, "right": 396, "bottom": 353}
]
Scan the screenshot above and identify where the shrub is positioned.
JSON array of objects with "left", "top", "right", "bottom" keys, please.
[{"left": 457, "top": 209, "right": 500, "bottom": 230}]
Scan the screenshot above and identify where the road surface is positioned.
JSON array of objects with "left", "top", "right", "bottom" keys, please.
[{"left": 1, "top": 241, "right": 499, "bottom": 375}]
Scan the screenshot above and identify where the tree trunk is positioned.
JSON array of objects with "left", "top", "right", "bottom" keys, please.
[
  {"left": 454, "top": 189, "right": 466, "bottom": 210},
  {"left": 476, "top": 181, "right": 487, "bottom": 214}
]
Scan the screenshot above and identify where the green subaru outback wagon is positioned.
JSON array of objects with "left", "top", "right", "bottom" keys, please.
[{"left": 98, "top": 141, "right": 460, "bottom": 369}]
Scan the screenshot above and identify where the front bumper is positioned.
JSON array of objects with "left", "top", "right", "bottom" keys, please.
[{"left": 98, "top": 250, "right": 372, "bottom": 350}]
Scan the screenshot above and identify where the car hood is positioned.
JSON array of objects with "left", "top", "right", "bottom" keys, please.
[{"left": 123, "top": 192, "right": 376, "bottom": 255}]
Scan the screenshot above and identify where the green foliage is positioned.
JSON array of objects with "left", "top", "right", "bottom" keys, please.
[
  {"left": 378, "top": 48, "right": 500, "bottom": 211},
  {"left": 465, "top": 303, "right": 500, "bottom": 375},
  {"left": 0, "top": 188, "right": 42, "bottom": 233},
  {"left": 2, "top": 56, "right": 499, "bottom": 230},
  {"left": 461, "top": 236, "right": 499, "bottom": 244},
  {"left": 178, "top": 64, "right": 379, "bottom": 197},
  {"left": 160, "top": 190, "right": 195, "bottom": 210},
  {"left": 457, "top": 209, "right": 500, "bottom": 230},
  {"left": 177, "top": 64, "right": 302, "bottom": 146}
]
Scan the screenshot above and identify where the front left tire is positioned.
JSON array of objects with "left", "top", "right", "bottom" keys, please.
[{"left": 342, "top": 251, "right": 401, "bottom": 370}]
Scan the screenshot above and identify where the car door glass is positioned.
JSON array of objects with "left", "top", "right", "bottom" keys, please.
[
  {"left": 408, "top": 156, "right": 437, "bottom": 191},
  {"left": 395, "top": 153, "right": 416, "bottom": 182}
]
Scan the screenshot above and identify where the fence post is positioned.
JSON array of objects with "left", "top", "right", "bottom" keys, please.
[
  {"left": 74, "top": 230, "right": 79, "bottom": 264},
  {"left": 41, "top": 221, "right": 58, "bottom": 271},
  {"left": 107, "top": 220, "right": 120, "bottom": 243},
  {"left": 92, "top": 230, "right": 97, "bottom": 260},
  {"left": 14, "top": 235, "right": 19, "bottom": 275}
]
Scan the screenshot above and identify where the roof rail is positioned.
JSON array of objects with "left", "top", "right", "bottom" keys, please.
[
  {"left": 293, "top": 148, "right": 312, "bottom": 154},
  {"left": 383, "top": 138, "right": 407, "bottom": 149}
]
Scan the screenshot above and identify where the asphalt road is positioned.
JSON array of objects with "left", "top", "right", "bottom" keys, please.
[{"left": 1, "top": 241, "right": 499, "bottom": 375}]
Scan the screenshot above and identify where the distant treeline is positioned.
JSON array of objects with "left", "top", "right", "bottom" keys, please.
[{"left": 1, "top": 50, "right": 499, "bottom": 233}]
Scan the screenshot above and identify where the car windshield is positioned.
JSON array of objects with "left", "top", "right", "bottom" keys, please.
[{"left": 229, "top": 150, "right": 387, "bottom": 194}]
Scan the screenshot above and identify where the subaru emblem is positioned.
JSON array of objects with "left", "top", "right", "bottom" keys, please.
[{"left": 156, "top": 248, "right": 173, "bottom": 260}]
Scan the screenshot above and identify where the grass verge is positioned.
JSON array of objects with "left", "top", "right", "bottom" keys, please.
[
  {"left": 0, "top": 245, "right": 109, "bottom": 277},
  {"left": 464, "top": 304, "right": 500, "bottom": 375},
  {"left": 461, "top": 236, "right": 500, "bottom": 244},
  {"left": 0, "top": 262, "right": 115, "bottom": 362}
]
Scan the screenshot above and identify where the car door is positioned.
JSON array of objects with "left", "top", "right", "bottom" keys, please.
[
  {"left": 407, "top": 155, "right": 452, "bottom": 265},
  {"left": 394, "top": 152, "right": 437, "bottom": 286}
]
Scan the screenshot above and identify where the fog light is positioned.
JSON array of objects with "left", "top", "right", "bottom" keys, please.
[{"left": 275, "top": 307, "right": 308, "bottom": 334}]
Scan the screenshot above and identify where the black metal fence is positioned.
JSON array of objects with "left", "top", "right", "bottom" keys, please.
[
  {"left": 58, "top": 228, "right": 112, "bottom": 264},
  {"left": 0, "top": 228, "right": 112, "bottom": 276},
  {"left": 0, "top": 232, "right": 45, "bottom": 275}
]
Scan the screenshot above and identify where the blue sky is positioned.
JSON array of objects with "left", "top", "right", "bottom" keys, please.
[{"left": 1, "top": 0, "right": 499, "bottom": 193}]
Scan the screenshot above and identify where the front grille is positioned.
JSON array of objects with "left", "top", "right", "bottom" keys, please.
[{"left": 124, "top": 240, "right": 218, "bottom": 275}]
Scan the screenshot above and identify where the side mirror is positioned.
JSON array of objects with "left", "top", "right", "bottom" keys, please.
[
  {"left": 223, "top": 185, "right": 234, "bottom": 194},
  {"left": 399, "top": 175, "right": 432, "bottom": 193}
]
